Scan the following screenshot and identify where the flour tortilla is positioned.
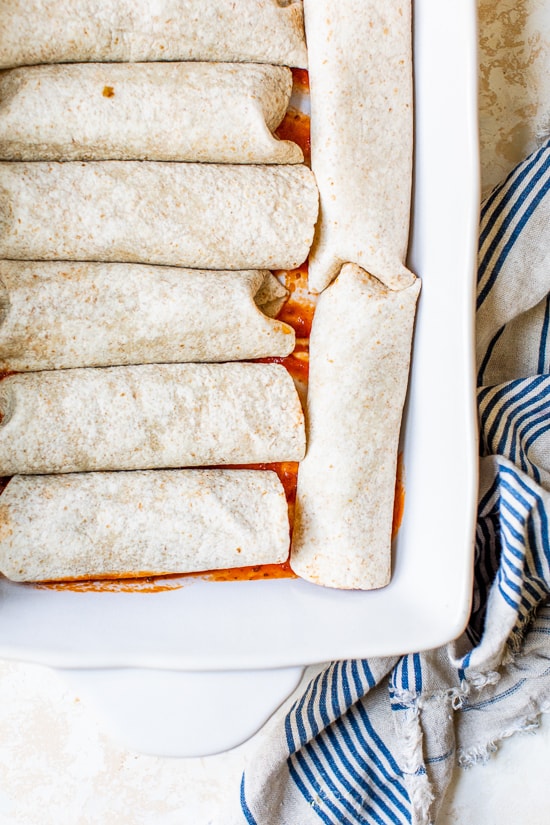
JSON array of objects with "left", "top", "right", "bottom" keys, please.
[
  {"left": 0, "top": 363, "right": 305, "bottom": 475},
  {"left": 304, "top": 0, "right": 415, "bottom": 293},
  {"left": 0, "top": 63, "right": 303, "bottom": 164},
  {"left": 0, "top": 469, "right": 290, "bottom": 582},
  {"left": 0, "top": 262, "right": 294, "bottom": 372},
  {"left": 290, "top": 264, "right": 420, "bottom": 590},
  {"left": 0, "top": 0, "right": 307, "bottom": 69},
  {"left": 0, "top": 162, "right": 318, "bottom": 270}
]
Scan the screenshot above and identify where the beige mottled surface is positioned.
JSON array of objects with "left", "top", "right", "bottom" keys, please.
[
  {"left": 0, "top": 2, "right": 549, "bottom": 822},
  {"left": 478, "top": 0, "right": 550, "bottom": 197}
]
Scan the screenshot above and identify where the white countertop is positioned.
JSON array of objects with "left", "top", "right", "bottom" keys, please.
[{"left": 1, "top": 2, "right": 549, "bottom": 822}]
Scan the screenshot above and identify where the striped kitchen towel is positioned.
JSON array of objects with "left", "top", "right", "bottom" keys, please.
[{"left": 232, "top": 139, "right": 550, "bottom": 825}]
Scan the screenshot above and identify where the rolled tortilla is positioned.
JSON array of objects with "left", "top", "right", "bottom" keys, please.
[
  {"left": 0, "top": 63, "right": 303, "bottom": 164},
  {"left": 0, "top": 469, "right": 290, "bottom": 582},
  {"left": 0, "top": 0, "right": 307, "bottom": 69},
  {"left": 0, "top": 162, "right": 318, "bottom": 271},
  {"left": 0, "top": 363, "right": 305, "bottom": 475},
  {"left": 304, "top": 0, "right": 415, "bottom": 293},
  {"left": 0, "top": 262, "right": 294, "bottom": 372},
  {"left": 290, "top": 264, "right": 420, "bottom": 590}
]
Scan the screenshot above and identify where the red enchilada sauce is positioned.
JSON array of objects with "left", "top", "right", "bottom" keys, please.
[
  {"left": 275, "top": 109, "right": 311, "bottom": 165},
  {"left": 275, "top": 68, "right": 311, "bottom": 165},
  {"left": 290, "top": 69, "right": 310, "bottom": 94},
  {"left": 276, "top": 263, "right": 315, "bottom": 337}
]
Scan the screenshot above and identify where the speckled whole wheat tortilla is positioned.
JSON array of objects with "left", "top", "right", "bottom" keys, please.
[
  {"left": 0, "top": 262, "right": 294, "bottom": 372},
  {"left": 0, "top": 63, "right": 303, "bottom": 164},
  {"left": 304, "top": 0, "right": 415, "bottom": 293},
  {"left": 0, "top": 0, "right": 307, "bottom": 69},
  {"left": 0, "top": 363, "right": 305, "bottom": 475},
  {"left": 0, "top": 469, "right": 290, "bottom": 582},
  {"left": 0, "top": 162, "right": 318, "bottom": 270},
  {"left": 290, "top": 264, "right": 420, "bottom": 590}
]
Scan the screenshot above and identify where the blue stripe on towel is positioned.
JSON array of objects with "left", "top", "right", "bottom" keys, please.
[
  {"left": 284, "top": 661, "right": 410, "bottom": 824},
  {"left": 538, "top": 295, "right": 550, "bottom": 372},
  {"left": 478, "top": 140, "right": 549, "bottom": 250},
  {"left": 477, "top": 142, "right": 550, "bottom": 308},
  {"left": 240, "top": 775, "right": 259, "bottom": 825}
]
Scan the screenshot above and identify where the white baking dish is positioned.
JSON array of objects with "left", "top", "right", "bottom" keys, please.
[{"left": 0, "top": 0, "right": 479, "bottom": 756}]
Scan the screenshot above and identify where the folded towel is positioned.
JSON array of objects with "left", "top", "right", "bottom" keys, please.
[{"left": 233, "top": 139, "right": 550, "bottom": 825}]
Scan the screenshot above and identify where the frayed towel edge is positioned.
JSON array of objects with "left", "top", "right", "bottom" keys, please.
[{"left": 457, "top": 700, "right": 550, "bottom": 768}]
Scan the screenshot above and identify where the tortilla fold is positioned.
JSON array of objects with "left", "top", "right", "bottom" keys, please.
[
  {"left": 304, "top": 0, "right": 415, "bottom": 293},
  {"left": 290, "top": 264, "right": 420, "bottom": 590},
  {"left": 0, "top": 469, "right": 290, "bottom": 582},
  {"left": 0, "top": 162, "right": 318, "bottom": 270},
  {"left": 0, "top": 63, "right": 303, "bottom": 164},
  {"left": 0, "top": 0, "right": 307, "bottom": 69},
  {"left": 0, "top": 262, "right": 294, "bottom": 372},
  {"left": 0, "top": 363, "right": 305, "bottom": 475}
]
